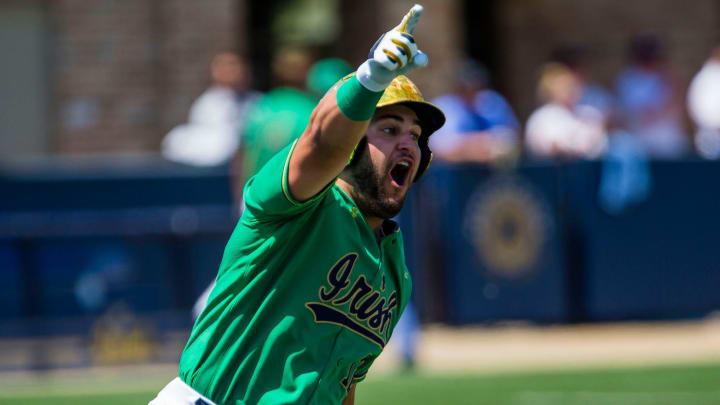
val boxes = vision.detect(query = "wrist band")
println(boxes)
[336,75,384,121]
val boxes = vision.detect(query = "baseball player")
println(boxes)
[150,4,444,404]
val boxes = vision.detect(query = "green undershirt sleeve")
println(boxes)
[336,75,384,121]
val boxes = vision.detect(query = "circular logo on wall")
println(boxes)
[464,176,551,279]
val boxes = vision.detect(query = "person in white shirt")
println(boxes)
[162,52,260,166]
[687,46,720,159]
[525,63,607,159]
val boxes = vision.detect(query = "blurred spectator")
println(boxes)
[615,33,688,158]
[162,52,260,166]
[550,45,615,124]
[305,57,353,100]
[237,48,332,187]
[525,63,607,159]
[429,59,520,164]
[392,300,420,371]
[687,45,720,159]
[598,127,652,214]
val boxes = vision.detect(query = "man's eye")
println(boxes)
[411,132,420,141]
[383,127,396,135]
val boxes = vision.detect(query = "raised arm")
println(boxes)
[341,384,356,405]
[287,5,428,201]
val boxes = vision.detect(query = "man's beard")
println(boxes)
[344,145,408,220]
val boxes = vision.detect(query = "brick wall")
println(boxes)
[46,0,720,154]
[48,0,458,155]
[376,0,463,100]
[50,0,241,154]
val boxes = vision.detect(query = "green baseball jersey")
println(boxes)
[179,139,413,405]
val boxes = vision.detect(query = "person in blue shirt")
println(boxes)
[429,58,519,163]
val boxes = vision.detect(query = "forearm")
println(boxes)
[288,82,380,202]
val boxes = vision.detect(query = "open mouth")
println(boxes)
[389,160,412,189]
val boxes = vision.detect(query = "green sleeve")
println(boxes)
[242,139,335,220]
[336,75,384,121]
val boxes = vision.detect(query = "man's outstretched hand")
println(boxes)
[356,4,429,92]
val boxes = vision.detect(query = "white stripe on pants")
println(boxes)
[149,377,217,405]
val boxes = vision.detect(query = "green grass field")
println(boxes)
[2,363,719,405]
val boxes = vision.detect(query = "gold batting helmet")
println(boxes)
[344,74,445,182]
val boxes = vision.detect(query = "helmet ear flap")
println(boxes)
[413,135,432,182]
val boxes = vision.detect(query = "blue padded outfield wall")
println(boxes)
[403,159,720,324]
[564,160,720,321]
[402,164,568,324]
[2,158,720,335]
[0,160,236,336]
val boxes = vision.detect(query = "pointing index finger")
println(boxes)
[397,4,424,35]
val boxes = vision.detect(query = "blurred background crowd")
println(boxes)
[1,0,720,377]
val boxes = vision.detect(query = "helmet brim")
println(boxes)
[378,99,446,139]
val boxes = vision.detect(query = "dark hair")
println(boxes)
[629,33,665,64]
[549,45,587,70]
[458,59,489,87]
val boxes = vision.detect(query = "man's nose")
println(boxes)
[397,131,419,154]
[399,131,416,150]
